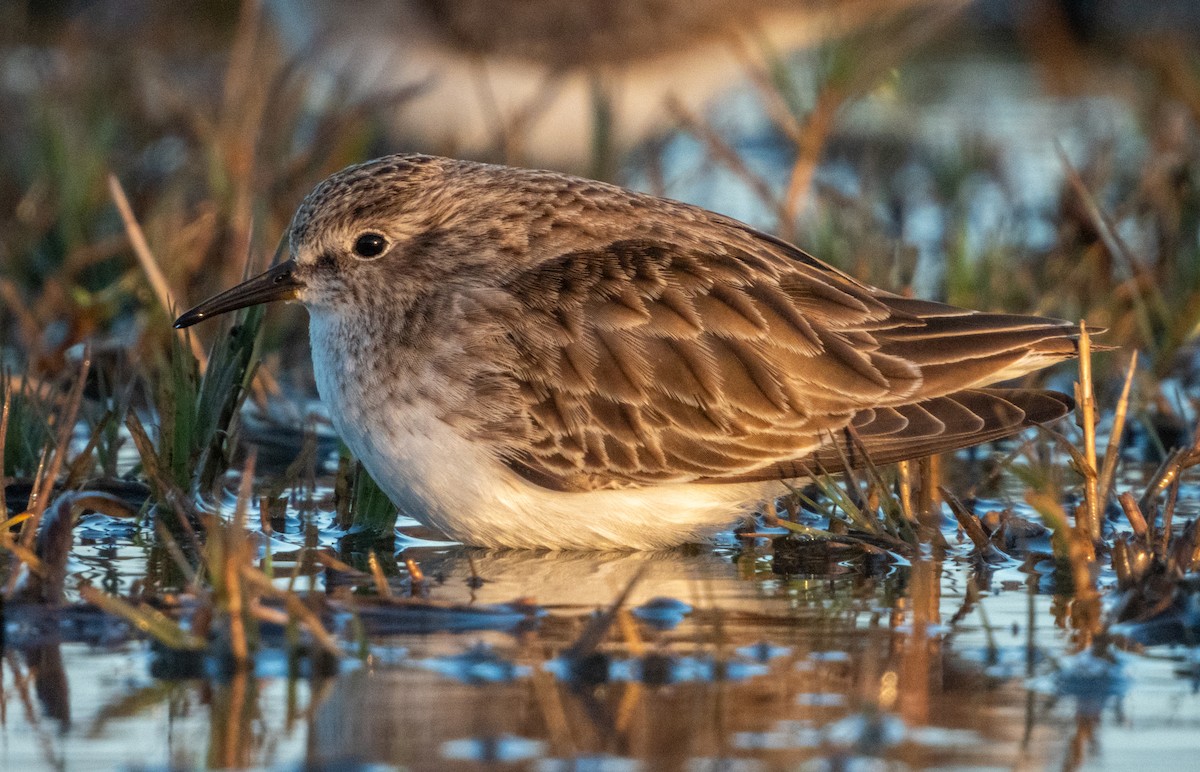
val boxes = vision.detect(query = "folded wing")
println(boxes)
[453,231,1079,492]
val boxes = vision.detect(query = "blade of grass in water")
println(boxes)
[79,584,205,650]
[140,301,265,502]
[335,442,397,535]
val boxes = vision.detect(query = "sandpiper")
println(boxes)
[176,154,1078,549]
[274,0,958,168]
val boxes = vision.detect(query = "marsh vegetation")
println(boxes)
[2,1,1200,768]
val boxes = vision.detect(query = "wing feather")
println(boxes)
[445,234,1080,492]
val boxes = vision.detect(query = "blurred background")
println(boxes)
[4,0,1200,405]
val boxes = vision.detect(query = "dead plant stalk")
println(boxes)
[107,174,208,367]
[1096,351,1138,509]
[1075,323,1101,543]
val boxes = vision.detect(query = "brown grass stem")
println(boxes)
[938,487,991,553]
[665,95,788,225]
[312,551,366,578]
[108,174,209,368]
[780,87,842,232]
[896,460,915,524]
[79,584,206,650]
[1096,351,1138,510]
[367,550,393,599]
[404,556,425,594]
[728,38,804,146]
[33,348,90,516]
[1160,476,1180,557]
[1025,491,1075,565]
[1117,492,1148,541]
[239,567,344,658]
[916,455,942,540]
[1056,144,1162,349]
[0,280,43,355]
[1138,444,1200,513]
[1075,323,1101,543]
[0,527,44,580]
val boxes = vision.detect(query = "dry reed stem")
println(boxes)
[1025,491,1072,563]
[664,95,788,224]
[367,550,393,599]
[469,62,516,163]
[217,0,270,291]
[727,37,804,145]
[312,551,366,577]
[63,413,111,489]
[567,566,647,659]
[107,175,210,369]
[5,649,34,709]
[781,87,842,229]
[1,373,54,401]
[1160,476,1181,557]
[614,608,647,734]
[530,670,574,753]
[916,455,941,536]
[938,486,991,552]
[1117,491,1148,540]
[27,447,47,516]
[32,349,90,519]
[617,607,646,656]
[248,601,290,626]
[222,670,249,768]
[1139,443,1200,513]
[78,584,206,650]
[1056,143,1162,348]
[239,567,345,658]
[1024,493,1099,643]
[897,461,916,524]
[1028,491,1098,595]
[1075,323,1101,543]
[404,556,425,593]
[614,675,644,735]
[1056,144,1155,285]
[1096,351,1138,509]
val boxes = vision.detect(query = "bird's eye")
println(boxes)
[352,233,388,258]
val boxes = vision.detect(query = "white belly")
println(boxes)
[343,401,774,549]
[309,313,777,549]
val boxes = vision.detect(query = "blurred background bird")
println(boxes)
[269,0,966,174]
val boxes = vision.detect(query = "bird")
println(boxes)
[271,0,961,169]
[176,153,1080,550]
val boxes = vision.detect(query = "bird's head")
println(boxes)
[174,154,487,329]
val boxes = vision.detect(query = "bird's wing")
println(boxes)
[704,388,1074,483]
[454,236,1078,491]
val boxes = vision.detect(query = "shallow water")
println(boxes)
[5,502,1200,771]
